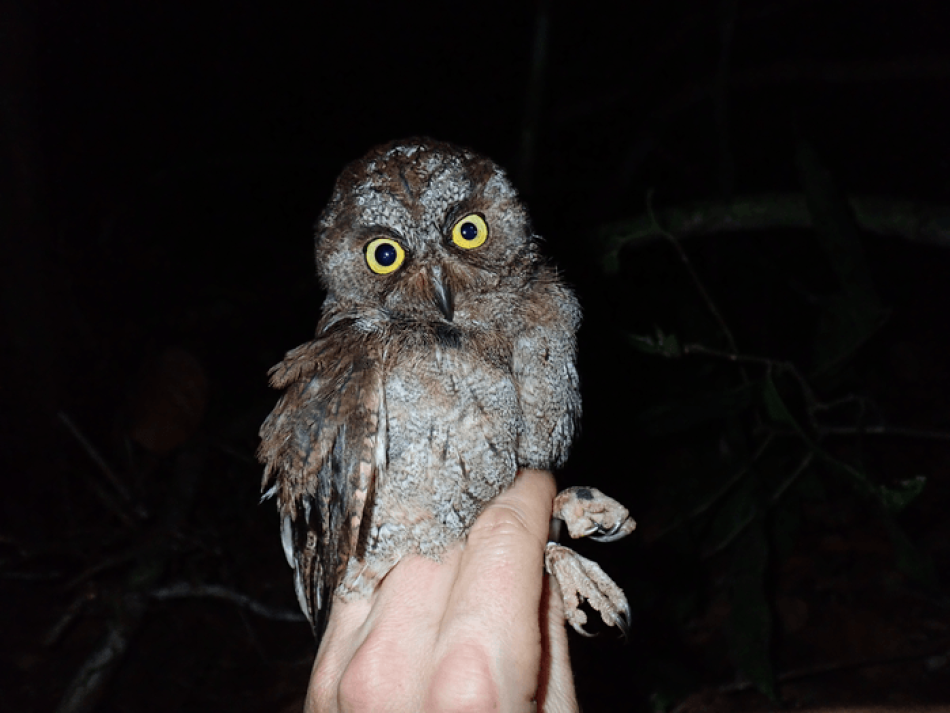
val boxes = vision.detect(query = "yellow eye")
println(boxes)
[365,238,405,274]
[451,213,488,249]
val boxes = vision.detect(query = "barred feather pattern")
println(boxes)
[258,139,581,636]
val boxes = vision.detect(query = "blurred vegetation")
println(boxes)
[3,0,949,711]
[586,137,943,706]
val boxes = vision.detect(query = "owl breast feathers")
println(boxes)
[258,138,581,635]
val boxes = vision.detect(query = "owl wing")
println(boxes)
[258,321,383,636]
[512,277,582,470]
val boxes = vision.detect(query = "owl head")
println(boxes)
[313,139,541,327]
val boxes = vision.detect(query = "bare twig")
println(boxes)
[670,645,950,713]
[150,582,307,623]
[66,553,135,590]
[58,411,131,502]
[723,646,950,694]
[601,193,950,272]
[44,586,97,647]
[55,595,148,713]
[702,506,757,559]
[769,451,816,506]
[55,446,207,713]
[819,425,950,442]
[646,192,744,370]
[680,343,829,431]
[674,343,950,446]
[58,410,145,525]
[653,433,776,542]
[681,425,809,562]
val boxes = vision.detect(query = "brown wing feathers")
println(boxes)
[258,330,381,635]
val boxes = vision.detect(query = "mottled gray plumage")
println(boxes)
[259,138,631,637]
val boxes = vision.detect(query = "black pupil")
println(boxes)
[375,243,397,267]
[459,221,479,241]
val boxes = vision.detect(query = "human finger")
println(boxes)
[432,469,557,709]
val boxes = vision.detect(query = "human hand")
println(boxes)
[306,469,578,713]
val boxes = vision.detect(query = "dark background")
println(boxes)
[3,1,950,711]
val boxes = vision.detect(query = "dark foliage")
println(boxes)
[2,1,949,710]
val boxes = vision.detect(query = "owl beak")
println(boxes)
[430,267,454,322]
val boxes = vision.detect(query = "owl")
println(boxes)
[258,138,635,638]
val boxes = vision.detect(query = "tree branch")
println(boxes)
[602,193,950,272]
[150,582,307,623]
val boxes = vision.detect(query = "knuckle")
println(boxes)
[337,636,406,712]
[425,646,500,713]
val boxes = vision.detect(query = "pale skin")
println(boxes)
[308,469,579,713]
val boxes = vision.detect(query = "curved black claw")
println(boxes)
[588,518,636,543]
[553,487,637,543]
[588,523,627,542]
[616,602,632,639]
[575,623,596,638]
[545,542,630,638]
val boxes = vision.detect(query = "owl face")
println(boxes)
[314,139,540,327]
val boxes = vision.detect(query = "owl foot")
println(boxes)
[545,543,630,636]
[553,487,636,543]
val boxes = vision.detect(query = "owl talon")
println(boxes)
[553,486,636,543]
[545,542,630,636]
[616,602,632,638]
[574,623,595,638]
[588,522,631,543]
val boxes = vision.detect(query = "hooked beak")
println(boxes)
[430,266,454,322]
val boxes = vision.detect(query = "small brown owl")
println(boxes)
[258,138,634,638]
